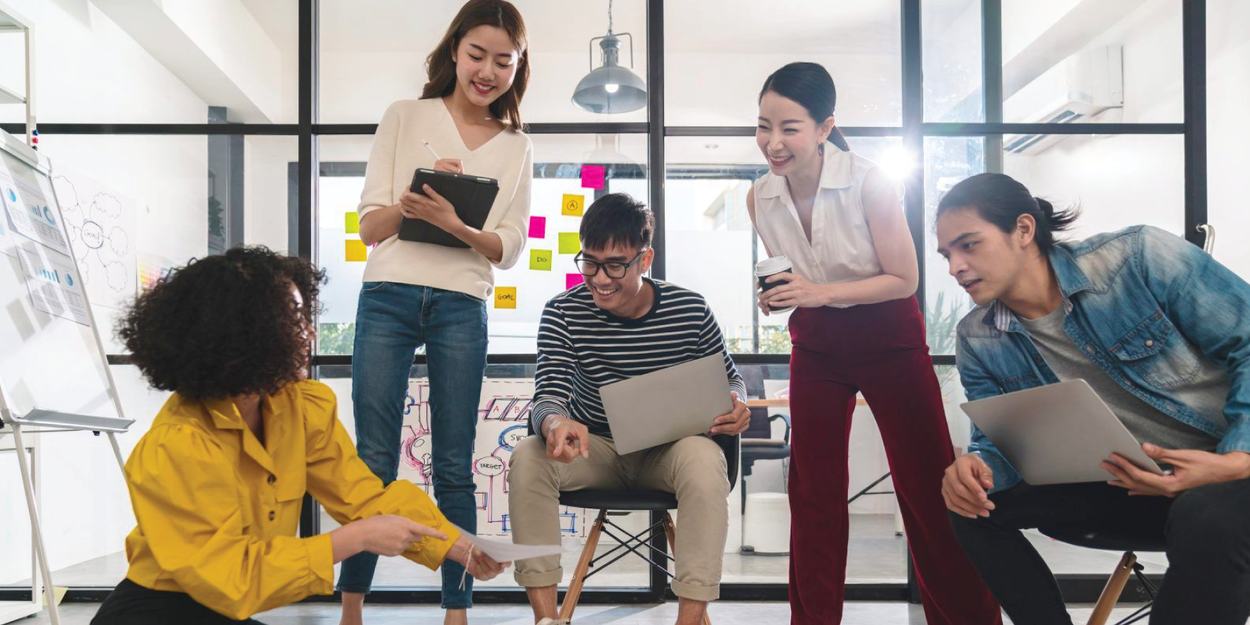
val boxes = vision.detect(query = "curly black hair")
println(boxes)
[117,246,326,401]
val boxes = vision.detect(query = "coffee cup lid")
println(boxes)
[755,255,792,276]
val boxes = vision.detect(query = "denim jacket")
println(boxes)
[957,226,1250,493]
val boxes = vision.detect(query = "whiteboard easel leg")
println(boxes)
[11,424,60,625]
[107,432,125,475]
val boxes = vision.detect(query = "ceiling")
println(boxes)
[241,0,982,58]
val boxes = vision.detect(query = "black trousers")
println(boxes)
[949,479,1250,625]
[91,579,266,625]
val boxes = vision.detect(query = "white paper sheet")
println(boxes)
[453,525,565,563]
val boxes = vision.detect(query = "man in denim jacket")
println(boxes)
[933,174,1250,625]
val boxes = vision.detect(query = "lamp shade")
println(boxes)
[573,33,647,114]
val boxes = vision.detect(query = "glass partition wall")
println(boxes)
[0,0,1216,605]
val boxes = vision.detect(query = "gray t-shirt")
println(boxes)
[1018,305,1221,452]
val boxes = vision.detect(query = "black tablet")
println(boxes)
[397,168,500,249]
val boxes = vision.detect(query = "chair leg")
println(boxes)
[560,510,606,623]
[662,513,712,625]
[1087,552,1137,625]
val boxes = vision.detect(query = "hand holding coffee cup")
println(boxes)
[755,256,796,315]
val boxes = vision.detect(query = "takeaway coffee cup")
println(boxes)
[755,256,795,314]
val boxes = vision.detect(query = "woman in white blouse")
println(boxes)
[339,2,533,624]
[747,62,999,625]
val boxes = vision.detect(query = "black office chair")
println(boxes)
[1040,528,1167,625]
[557,433,739,624]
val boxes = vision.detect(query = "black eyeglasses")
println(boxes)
[574,250,647,279]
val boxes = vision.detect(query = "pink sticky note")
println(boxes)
[566,273,585,290]
[581,165,605,190]
[529,216,546,239]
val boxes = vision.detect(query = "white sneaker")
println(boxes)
[536,619,571,625]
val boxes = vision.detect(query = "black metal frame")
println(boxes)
[6,0,1206,607]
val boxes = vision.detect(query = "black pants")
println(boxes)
[949,479,1250,625]
[91,579,266,625]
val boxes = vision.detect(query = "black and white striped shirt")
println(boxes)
[532,279,747,439]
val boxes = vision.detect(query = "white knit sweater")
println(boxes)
[357,97,533,300]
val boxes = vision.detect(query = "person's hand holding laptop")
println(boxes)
[946,379,1250,518]
[542,355,750,462]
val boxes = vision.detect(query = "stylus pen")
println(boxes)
[422,140,441,162]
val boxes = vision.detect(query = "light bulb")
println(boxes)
[604,83,620,94]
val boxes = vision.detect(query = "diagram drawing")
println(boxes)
[52,169,137,310]
[397,378,585,538]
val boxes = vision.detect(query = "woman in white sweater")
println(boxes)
[338,2,533,624]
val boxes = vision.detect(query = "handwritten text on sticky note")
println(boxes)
[495,287,517,309]
[530,249,552,271]
[562,194,585,217]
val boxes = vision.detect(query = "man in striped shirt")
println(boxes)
[508,193,750,625]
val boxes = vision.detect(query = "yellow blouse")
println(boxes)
[121,380,460,620]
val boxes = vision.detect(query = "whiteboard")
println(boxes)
[0,139,129,432]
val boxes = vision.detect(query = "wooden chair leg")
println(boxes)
[559,511,605,622]
[1087,551,1137,625]
[662,513,712,625]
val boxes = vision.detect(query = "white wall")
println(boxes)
[0,0,208,124]
[243,136,297,254]
[1207,0,1250,279]
[1002,0,1187,241]
[0,1,209,585]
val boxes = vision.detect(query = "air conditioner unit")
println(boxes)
[1005,45,1124,155]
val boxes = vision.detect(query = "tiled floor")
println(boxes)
[3,514,1189,624]
[2,515,1167,589]
[9,600,1172,625]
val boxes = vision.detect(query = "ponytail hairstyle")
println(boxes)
[759,62,850,152]
[422,0,529,129]
[936,173,1080,254]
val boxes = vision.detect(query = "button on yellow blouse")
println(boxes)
[121,380,460,620]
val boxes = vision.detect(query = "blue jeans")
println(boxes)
[337,282,487,609]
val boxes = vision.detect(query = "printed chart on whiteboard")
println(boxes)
[0,171,71,257]
[0,159,91,327]
[14,239,90,326]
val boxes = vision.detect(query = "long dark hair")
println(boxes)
[759,62,850,152]
[937,173,1080,253]
[422,0,529,129]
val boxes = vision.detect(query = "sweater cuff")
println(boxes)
[304,533,336,596]
[530,400,568,441]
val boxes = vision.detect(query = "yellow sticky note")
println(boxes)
[562,194,585,217]
[345,212,360,234]
[345,239,367,262]
[495,286,518,309]
[530,249,552,271]
[558,233,581,255]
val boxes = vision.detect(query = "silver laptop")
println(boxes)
[961,379,1168,485]
[600,355,733,454]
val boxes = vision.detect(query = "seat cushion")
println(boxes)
[1039,527,1167,553]
[558,489,678,511]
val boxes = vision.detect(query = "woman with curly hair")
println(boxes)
[91,247,507,625]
